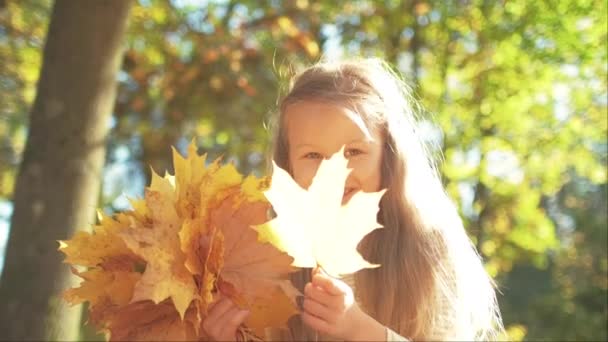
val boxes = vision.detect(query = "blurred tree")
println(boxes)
[0,0,132,340]
[0,0,605,340]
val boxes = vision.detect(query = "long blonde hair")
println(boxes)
[268,58,503,340]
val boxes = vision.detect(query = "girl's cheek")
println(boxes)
[349,157,383,192]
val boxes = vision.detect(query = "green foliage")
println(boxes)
[1,0,606,340]
[0,0,51,199]
[501,179,607,340]
[111,0,323,182]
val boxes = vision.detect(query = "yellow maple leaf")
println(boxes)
[172,141,214,279]
[217,278,298,338]
[64,267,141,307]
[173,142,244,277]
[117,170,197,319]
[58,211,141,270]
[172,142,208,220]
[260,147,386,277]
[199,224,224,313]
[245,285,299,338]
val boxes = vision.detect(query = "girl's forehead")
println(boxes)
[284,100,381,144]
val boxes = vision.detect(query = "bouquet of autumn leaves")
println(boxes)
[59,141,385,341]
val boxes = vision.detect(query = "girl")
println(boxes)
[203,58,504,341]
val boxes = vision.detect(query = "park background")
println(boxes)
[0,0,606,340]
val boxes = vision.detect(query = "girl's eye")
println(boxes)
[344,149,363,157]
[304,152,323,159]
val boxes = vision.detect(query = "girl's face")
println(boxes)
[285,100,384,204]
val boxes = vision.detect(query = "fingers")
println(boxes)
[302,270,360,340]
[301,311,333,336]
[203,297,250,341]
[312,273,346,296]
[312,265,332,278]
[304,282,341,310]
[206,297,235,320]
[303,297,337,323]
[218,307,250,338]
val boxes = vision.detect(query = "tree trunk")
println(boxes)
[0,1,132,340]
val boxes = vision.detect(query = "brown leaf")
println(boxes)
[209,190,299,331]
[215,195,295,303]
[103,300,198,341]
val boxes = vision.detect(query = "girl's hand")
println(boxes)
[300,267,385,340]
[202,296,250,341]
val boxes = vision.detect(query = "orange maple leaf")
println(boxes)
[208,190,298,335]
[214,191,295,302]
